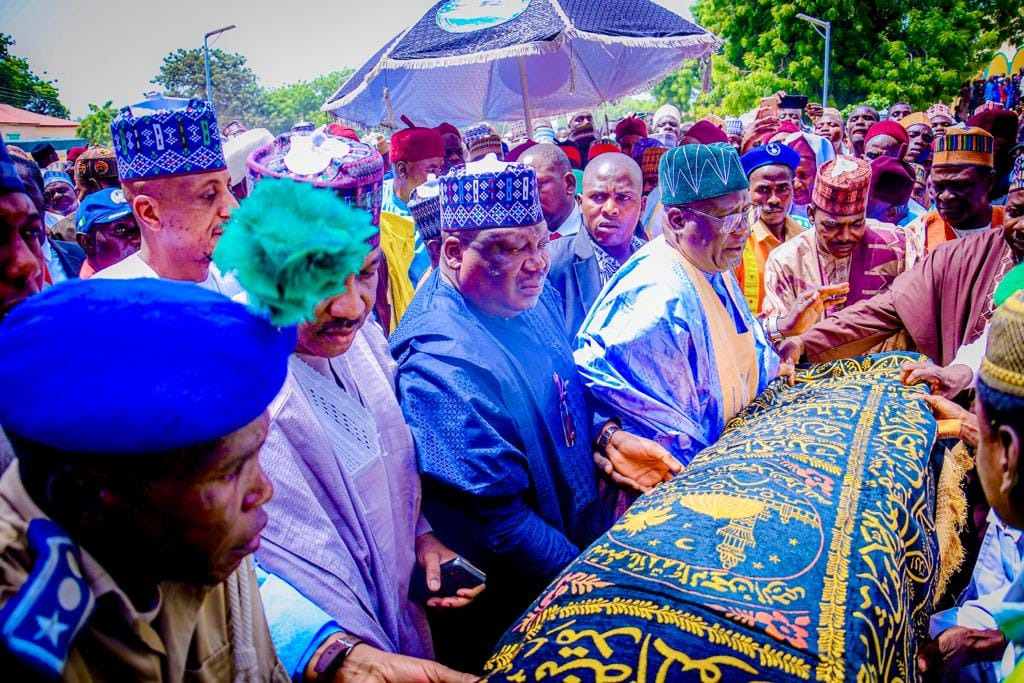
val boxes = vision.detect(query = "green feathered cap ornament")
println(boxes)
[213,177,375,326]
[995,261,1024,309]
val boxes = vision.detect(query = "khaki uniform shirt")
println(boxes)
[0,466,289,682]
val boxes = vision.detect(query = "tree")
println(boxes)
[152,48,265,128]
[0,33,69,119]
[653,0,1022,117]
[76,101,118,147]
[262,70,354,134]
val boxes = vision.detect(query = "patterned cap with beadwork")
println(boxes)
[979,290,1024,399]
[811,155,871,216]
[409,174,441,241]
[926,103,954,121]
[110,96,225,181]
[641,146,668,175]
[439,154,543,231]
[933,126,994,167]
[248,129,384,231]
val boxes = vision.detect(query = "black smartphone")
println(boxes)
[411,556,487,601]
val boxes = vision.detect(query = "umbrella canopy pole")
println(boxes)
[518,56,535,140]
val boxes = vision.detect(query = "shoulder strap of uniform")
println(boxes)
[0,518,95,680]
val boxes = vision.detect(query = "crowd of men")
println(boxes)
[0,71,1022,682]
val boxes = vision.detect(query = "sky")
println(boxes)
[1,0,696,120]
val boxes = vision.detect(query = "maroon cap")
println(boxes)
[435,122,461,139]
[967,110,1019,144]
[869,156,915,205]
[865,120,909,146]
[614,116,647,139]
[390,116,444,163]
[683,120,729,145]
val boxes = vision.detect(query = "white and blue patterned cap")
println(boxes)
[110,95,226,181]
[439,154,544,231]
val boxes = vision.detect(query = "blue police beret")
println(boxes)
[0,278,296,454]
[740,143,800,177]
[75,188,133,234]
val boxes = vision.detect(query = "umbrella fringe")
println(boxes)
[371,32,718,72]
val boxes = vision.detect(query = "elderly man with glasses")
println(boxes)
[575,143,819,466]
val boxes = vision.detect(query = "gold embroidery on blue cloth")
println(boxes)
[482,353,940,682]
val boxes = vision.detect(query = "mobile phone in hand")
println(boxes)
[411,556,487,602]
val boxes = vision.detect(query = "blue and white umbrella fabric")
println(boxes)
[323,0,721,131]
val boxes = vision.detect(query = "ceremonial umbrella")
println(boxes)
[322,0,720,136]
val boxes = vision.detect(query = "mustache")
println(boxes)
[318,317,361,334]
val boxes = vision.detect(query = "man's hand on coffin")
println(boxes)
[774,336,805,370]
[595,425,682,494]
[333,643,480,683]
[916,626,1007,677]
[916,393,980,448]
[779,284,849,338]
[415,532,486,609]
[901,361,974,399]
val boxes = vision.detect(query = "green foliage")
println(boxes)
[653,0,1021,118]
[0,33,69,119]
[152,48,266,128]
[75,101,117,147]
[261,70,353,134]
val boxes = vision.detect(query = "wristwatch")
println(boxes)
[314,632,363,683]
[763,314,784,343]
[597,423,620,453]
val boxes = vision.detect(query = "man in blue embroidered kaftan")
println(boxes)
[575,143,783,466]
[391,156,677,671]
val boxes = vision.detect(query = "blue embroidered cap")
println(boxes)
[740,143,800,177]
[0,278,295,454]
[439,154,544,231]
[408,173,442,241]
[110,95,226,181]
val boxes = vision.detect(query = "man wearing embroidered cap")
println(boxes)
[391,156,677,669]
[764,156,917,339]
[576,143,791,468]
[928,103,955,138]
[74,187,140,278]
[0,278,293,681]
[95,95,240,295]
[907,126,1002,252]
[786,152,1024,368]
[733,142,809,314]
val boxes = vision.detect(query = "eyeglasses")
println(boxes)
[553,372,577,448]
[681,204,760,234]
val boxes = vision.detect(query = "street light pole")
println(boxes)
[203,25,236,104]
[796,13,831,105]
